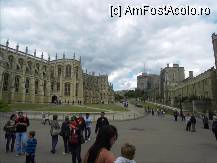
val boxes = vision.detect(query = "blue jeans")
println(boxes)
[51,135,58,152]
[5,132,16,152]
[16,132,27,154]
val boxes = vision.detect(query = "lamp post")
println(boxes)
[179,95,183,117]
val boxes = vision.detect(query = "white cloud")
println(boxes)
[1,0,217,90]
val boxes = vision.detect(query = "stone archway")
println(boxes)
[51,95,57,103]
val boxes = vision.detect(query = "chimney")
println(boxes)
[189,71,193,79]
[167,64,169,68]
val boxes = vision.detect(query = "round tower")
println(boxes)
[212,33,217,69]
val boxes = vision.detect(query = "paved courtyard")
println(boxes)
[0,114,217,163]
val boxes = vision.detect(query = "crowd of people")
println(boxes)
[143,106,217,141]
[3,111,137,163]
[3,106,217,163]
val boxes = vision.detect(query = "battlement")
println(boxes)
[0,41,81,63]
[212,33,217,41]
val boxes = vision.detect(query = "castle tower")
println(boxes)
[212,33,217,71]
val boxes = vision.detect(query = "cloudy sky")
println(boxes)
[1,0,217,90]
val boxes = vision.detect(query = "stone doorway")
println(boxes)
[51,95,58,103]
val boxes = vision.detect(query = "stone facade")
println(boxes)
[0,42,114,104]
[83,72,114,104]
[168,67,217,109]
[160,64,185,102]
[137,73,159,91]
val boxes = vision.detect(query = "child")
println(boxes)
[26,131,37,163]
[115,143,136,163]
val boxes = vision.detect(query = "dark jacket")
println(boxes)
[77,117,86,130]
[95,117,109,133]
[212,120,217,133]
[61,121,70,138]
[15,116,29,133]
[190,116,196,124]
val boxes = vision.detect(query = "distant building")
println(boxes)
[83,72,114,104]
[160,64,185,102]
[168,67,217,109]
[137,73,159,92]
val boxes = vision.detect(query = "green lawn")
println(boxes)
[85,104,127,112]
[3,103,126,113]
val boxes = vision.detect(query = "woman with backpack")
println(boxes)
[50,114,61,154]
[83,125,118,163]
[69,115,84,163]
[3,114,16,153]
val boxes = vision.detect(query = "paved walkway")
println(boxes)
[0,113,217,163]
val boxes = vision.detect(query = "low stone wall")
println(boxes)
[0,111,143,122]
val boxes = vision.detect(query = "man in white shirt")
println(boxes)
[84,113,92,142]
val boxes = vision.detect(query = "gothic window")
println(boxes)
[65,65,71,78]
[57,82,60,91]
[36,63,40,71]
[18,58,24,70]
[16,64,20,70]
[35,80,39,94]
[8,55,13,69]
[15,76,20,92]
[25,78,30,94]
[27,61,32,70]
[2,73,9,91]
[51,82,54,91]
[43,81,46,96]
[75,66,78,79]
[64,83,70,96]
[50,68,54,78]
[58,66,61,77]
[0,51,4,60]
[43,65,47,72]
[43,72,46,78]
[75,83,79,97]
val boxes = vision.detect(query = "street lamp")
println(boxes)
[179,95,183,115]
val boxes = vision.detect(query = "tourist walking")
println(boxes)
[151,109,154,116]
[190,114,196,132]
[180,111,185,121]
[212,116,217,141]
[15,111,30,156]
[185,113,191,131]
[203,115,209,129]
[69,116,84,163]
[84,113,92,142]
[60,116,70,154]
[83,125,118,163]
[50,115,60,154]
[77,114,86,138]
[115,143,136,163]
[3,114,16,153]
[25,131,37,163]
[95,112,109,134]
[174,111,178,121]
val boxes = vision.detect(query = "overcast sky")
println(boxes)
[1,0,217,90]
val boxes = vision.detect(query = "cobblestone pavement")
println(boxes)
[0,114,217,163]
